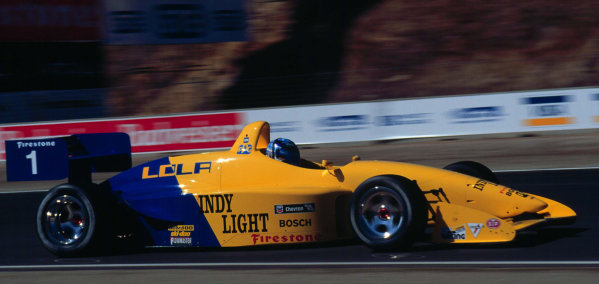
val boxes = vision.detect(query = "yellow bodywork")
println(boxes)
[153,121,576,246]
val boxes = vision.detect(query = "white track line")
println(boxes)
[495,166,599,173]
[2,261,599,270]
[0,189,48,194]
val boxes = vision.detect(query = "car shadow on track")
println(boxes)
[404,227,589,252]
[48,227,588,260]
[106,227,590,257]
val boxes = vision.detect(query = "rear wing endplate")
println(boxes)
[6,133,131,183]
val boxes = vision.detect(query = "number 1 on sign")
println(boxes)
[26,150,38,175]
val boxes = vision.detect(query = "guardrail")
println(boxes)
[246,87,599,144]
[1,87,598,160]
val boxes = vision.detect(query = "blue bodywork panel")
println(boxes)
[108,157,220,247]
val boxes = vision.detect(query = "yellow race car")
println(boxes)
[8,121,576,256]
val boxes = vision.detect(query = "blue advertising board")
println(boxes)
[105,0,247,45]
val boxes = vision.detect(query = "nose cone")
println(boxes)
[466,180,548,218]
[500,193,548,217]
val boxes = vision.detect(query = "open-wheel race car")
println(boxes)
[6,121,576,256]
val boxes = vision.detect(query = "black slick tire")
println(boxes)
[443,161,499,183]
[36,183,104,257]
[349,175,427,250]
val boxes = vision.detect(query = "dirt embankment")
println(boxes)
[106,0,599,116]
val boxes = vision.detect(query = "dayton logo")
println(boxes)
[274,203,316,214]
[522,95,574,126]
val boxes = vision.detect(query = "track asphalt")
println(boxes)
[1,131,598,282]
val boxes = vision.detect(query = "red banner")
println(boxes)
[0,112,244,159]
[0,0,101,41]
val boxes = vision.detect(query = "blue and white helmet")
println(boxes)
[266,138,300,165]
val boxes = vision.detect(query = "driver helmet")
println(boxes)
[266,138,300,165]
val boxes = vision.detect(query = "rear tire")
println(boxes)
[36,183,105,257]
[349,176,427,250]
[443,161,499,183]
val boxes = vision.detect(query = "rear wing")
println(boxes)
[6,133,131,183]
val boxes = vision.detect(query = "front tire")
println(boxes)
[349,176,427,250]
[443,161,499,183]
[36,184,103,256]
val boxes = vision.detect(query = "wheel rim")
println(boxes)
[42,194,89,245]
[357,186,406,239]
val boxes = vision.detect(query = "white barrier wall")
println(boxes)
[1,87,598,160]
[244,87,599,144]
